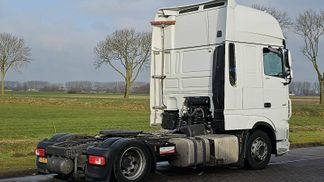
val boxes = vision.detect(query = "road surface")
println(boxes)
[1,146,324,182]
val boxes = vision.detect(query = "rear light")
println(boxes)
[35,148,46,157]
[88,155,106,166]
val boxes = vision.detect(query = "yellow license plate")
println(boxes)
[38,157,48,164]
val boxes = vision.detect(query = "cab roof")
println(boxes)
[156,0,284,43]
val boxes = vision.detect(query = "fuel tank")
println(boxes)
[47,156,74,175]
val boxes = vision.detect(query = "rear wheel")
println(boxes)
[245,131,272,170]
[114,143,151,182]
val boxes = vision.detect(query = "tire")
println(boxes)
[245,130,272,170]
[113,142,151,182]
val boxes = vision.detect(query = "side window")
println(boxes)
[229,43,236,86]
[263,48,284,78]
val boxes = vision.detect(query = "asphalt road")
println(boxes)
[1,146,324,182]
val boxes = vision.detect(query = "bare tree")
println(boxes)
[252,5,292,35]
[94,29,151,98]
[0,33,32,96]
[295,9,324,104]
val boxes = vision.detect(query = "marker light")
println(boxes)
[151,21,176,26]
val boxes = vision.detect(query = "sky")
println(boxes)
[0,0,323,83]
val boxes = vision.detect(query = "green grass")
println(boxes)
[289,99,324,145]
[0,93,323,173]
[290,131,324,145]
[0,105,150,139]
[0,92,153,172]
[0,140,36,171]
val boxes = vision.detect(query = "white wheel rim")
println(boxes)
[251,137,268,161]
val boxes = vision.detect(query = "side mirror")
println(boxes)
[284,70,293,85]
[283,49,293,85]
[287,51,293,69]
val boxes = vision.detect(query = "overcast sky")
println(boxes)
[0,0,323,83]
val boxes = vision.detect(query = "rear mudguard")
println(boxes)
[85,138,155,182]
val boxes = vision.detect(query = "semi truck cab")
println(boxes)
[150,0,292,156]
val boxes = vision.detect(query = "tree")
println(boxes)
[65,81,93,93]
[295,9,324,104]
[0,33,32,96]
[94,29,151,98]
[252,5,292,35]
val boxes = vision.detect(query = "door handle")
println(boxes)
[264,102,271,108]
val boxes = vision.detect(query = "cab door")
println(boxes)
[262,47,289,141]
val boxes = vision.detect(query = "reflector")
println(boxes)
[159,146,176,155]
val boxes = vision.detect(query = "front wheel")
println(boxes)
[114,142,151,182]
[245,131,272,170]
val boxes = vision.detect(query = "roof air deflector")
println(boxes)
[179,6,199,14]
[204,2,225,9]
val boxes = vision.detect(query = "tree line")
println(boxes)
[4,81,149,94]
[289,81,321,96]
[3,80,320,96]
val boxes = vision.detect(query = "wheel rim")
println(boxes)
[120,147,146,180]
[251,137,268,162]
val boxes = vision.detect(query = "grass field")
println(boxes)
[0,92,154,172]
[289,96,324,146]
[0,93,323,173]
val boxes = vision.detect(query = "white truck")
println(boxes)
[35,0,293,181]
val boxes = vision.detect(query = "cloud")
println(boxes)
[77,0,157,32]
[79,0,149,16]
[0,4,113,82]
[0,2,3,19]
[78,0,208,32]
